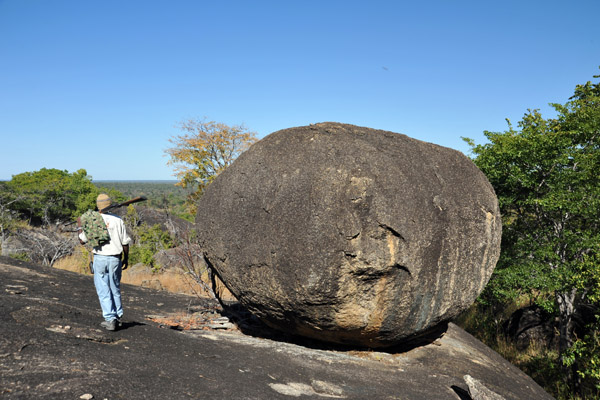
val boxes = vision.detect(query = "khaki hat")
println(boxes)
[96,194,112,211]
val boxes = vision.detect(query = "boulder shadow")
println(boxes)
[219,301,448,354]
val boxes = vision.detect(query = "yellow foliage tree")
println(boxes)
[165,118,258,214]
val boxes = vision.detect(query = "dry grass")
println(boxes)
[53,245,233,300]
[122,268,210,296]
[53,248,91,275]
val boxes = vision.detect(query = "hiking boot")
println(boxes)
[116,317,123,328]
[100,319,117,331]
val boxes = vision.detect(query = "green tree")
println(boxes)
[465,70,600,395]
[0,182,21,252]
[165,118,258,213]
[5,168,123,225]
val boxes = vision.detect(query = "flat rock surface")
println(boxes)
[0,256,552,399]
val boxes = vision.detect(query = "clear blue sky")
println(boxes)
[1,0,599,181]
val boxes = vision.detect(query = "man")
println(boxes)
[78,194,131,331]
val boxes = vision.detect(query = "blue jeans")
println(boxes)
[93,254,123,322]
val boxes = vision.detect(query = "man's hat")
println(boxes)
[96,194,112,211]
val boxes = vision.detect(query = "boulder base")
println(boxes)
[196,122,501,347]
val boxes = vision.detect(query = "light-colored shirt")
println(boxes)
[79,213,131,256]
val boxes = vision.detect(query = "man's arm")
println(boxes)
[116,217,131,270]
[121,244,129,270]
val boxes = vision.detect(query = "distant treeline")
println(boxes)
[94,180,194,220]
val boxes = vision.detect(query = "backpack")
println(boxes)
[81,210,110,248]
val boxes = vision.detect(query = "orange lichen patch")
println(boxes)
[146,312,208,330]
[146,312,236,331]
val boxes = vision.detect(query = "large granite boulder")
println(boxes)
[196,122,501,347]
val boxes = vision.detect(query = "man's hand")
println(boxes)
[76,217,86,245]
[122,258,129,270]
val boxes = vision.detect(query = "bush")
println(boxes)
[128,223,175,270]
[4,168,124,225]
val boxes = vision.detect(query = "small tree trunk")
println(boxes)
[208,263,226,309]
[556,287,579,392]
